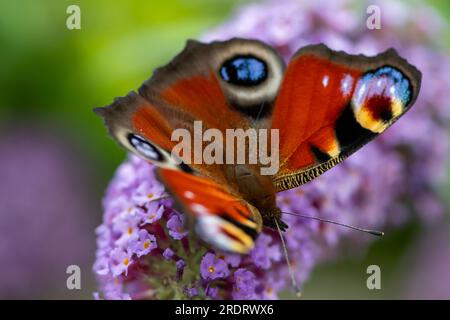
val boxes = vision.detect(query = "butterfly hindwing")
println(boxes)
[271,44,421,191]
[157,168,262,254]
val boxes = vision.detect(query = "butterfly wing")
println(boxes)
[157,168,262,253]
[271,44,421,191]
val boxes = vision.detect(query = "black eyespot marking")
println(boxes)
[335,104,376,153]
[127,134,163,162]
[179,162,194,174]
[220,55,268,86]
[231,101,273,119]
[379,108,393,122]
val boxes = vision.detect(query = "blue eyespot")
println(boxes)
[220,55,268,86]
[372,66,412,105]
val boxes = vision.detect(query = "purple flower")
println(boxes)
[110,248,133,276]
[94,0,450,300]
[259,276,285,300]
[167,214,188,240]
[232,269,257,300]
[113,216,140,248]
[200,253,230,280]
[140,202,165,225]
[186,287,199,298]
[130,229,157,257]
[131,180,165,206]
[223,254,241,268]
[176,259,187,280]
[250,234,282,270]
[176,259,186,270]
[205,286,219,299]
[162,248,175,260]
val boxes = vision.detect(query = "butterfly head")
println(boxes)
[263,206,288,231]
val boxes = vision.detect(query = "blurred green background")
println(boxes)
[0,0,449,299]
[0,0,249,184]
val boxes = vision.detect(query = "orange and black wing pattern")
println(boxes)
[157,168,262,254]
[94,92,187,171]
[271,44,421,191]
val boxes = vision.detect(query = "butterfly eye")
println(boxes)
[127,134,163,162]
[220,56,268,86]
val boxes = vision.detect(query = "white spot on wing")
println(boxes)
[340,74,353,97]
[322,75,329,88]
[184,191,195,199]
[357,83,366,102]
[190,203,209,216]
[389,86,396,95]
[196,216,236,251]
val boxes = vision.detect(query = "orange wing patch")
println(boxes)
[272,53,361,175]
[160,72,249,133]
[132,104,176,152]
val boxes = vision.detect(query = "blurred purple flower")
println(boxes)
[0,125,96,299]
[167,214,188,240]
[250,234,282,270]
[186,287,199,298]
[176,259,187,281]
[223,254,241,268]
[176,259,186,270]
[205,286,219,299]
[94,0,450,299]
[232,269,257,299]
[162,248,175,260]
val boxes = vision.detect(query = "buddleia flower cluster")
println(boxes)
[93,0,450,299]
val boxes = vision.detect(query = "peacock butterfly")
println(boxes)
[95,38,421,255]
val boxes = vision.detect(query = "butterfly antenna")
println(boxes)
[281,211,384,237]
[274,219,302,298]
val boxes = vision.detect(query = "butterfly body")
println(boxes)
[225,164,285,230]
[96,38,421,254]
